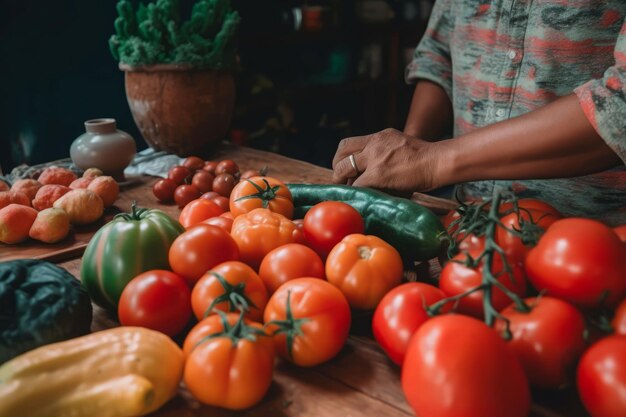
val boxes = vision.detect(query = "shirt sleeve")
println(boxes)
[574,18,626,164]
[405,0,454,98]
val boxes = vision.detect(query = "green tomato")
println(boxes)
[81,204,184,311]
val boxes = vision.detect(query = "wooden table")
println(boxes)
[50,146,587,417]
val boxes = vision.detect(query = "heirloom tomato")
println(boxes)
[402,315,530,417]
[191,261,268,322]
[259,243,325,294]
[372,282,448,365]
[495,297,586,389]
[577,335,626,417]
[325,234,403,310]
[264,278,351,366]
[178,198,222,228]
[526,218,626,309]
[230,176,293,219]
[303,201,364,258]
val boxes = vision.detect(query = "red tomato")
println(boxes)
[168,165,192,185]
[264,278,351,366]
[202,216,234,233]
[215,159,239,176]
[203,161,218,174]
[526,218,626,309]
[174,184,201,208]
[612,299,626,335]
[179,198,223,228]
[614,225,626,242]
[117,270,192,337]
[183,313,274,410]
[577,335,626,417]
[259,243,325,294]
[240,169,262,180]
[439,248,527,318]
[220,211,234,220]
[200,191,220,200]
[213,173,237,197]
[210,196,230,212]
[183,156,205,172]
[152,178,177,203]
[303,201,364,258]
[230,176,293,219]
[372,282,448,365]
[496,297,586,389]
[402,315,530,417]
[191,171,215,193]
[169,224,240,286]
[325,234,403,310]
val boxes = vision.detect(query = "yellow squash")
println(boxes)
[0,327,184,417]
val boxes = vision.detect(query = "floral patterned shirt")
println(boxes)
[407,0,626,224]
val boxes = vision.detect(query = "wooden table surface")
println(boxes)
[54,145,588,417]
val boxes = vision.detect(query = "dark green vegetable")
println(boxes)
[288,184,446,264]
[0,260,93,363]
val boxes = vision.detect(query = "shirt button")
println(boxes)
[496,109,506,118]
[507,50,517,60]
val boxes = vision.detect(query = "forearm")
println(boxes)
[404,80,454,140]
[436,94,622,186]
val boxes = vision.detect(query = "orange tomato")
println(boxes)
[183,313,275,410]
[229,176,293,219]
[259,243,325,294]
[264,278,351,366]
[231,208,304,269]
[179,198,223,228]
[191,261,269,322]
[169,224,240,286]
[325,234,403,309]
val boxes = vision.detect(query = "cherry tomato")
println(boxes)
[612,298,626,335]
[117,270,192,337]
[231,209,304,269]
[526,218,626,309]
[240,169,262,180]
[191,170,215,193]
[173,184,201,209]
[202,216,234,233]
[152,178,177,203]
[325,234,403,310]
[169,224,240,286]
[230,176,293,219]
[495,297,586,389]
[614,225,626,242]
[402,315,530,417]
[264,278,351,366]
[577,335,626,417]
[200,191,220,200]
[439,248,527,318]
[183,156,205,172]
[259,243,325,294]
[183,313,274,410]
[215,159,240,176]
[303,201,364,258]
[179,198,223,228]
[372,282,448,365]
[213,173,237,197]
[203,161,218,174]
[168,165,192,185]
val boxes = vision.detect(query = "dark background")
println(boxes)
[0,0,433,173]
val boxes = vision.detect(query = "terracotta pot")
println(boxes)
[121,64,235,157]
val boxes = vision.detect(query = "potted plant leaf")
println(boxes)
[109,0,240,156]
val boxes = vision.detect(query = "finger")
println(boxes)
[332,135,370,170]
[332,152,368,184]
[351,170,375,188]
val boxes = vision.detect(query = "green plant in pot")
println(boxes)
[109,0,240,156]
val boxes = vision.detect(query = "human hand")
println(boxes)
[332,128,446,193]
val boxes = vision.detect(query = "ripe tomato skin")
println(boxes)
[402,315,530,417]
[526,218,626,309]
[325,234,403,310]
[230,176,294,219]
[495,297,586,389]
[191,170,215,193]
[264,278,351,366]
[303,202,364,258]
[259,243,325,294]
[213,173,237,197]
[231,209,304,269]
[612,299,626,335]
[168,165,192,185]
[183,156,205,172]
[202,215,234,233]
[183,313,275,410]
[152,178,177,202]
[178,198,223,228]
[174,184,201,208]
[439,248,527,318]
[372,282,448,365]
[191,261,269,322]
[169,224,240,286]
[118,270,192,337]
[215,159,240,176]
[614,225,626,242]
[203,161,218,174]
[240,169,262,180]
[577,335,626,417]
